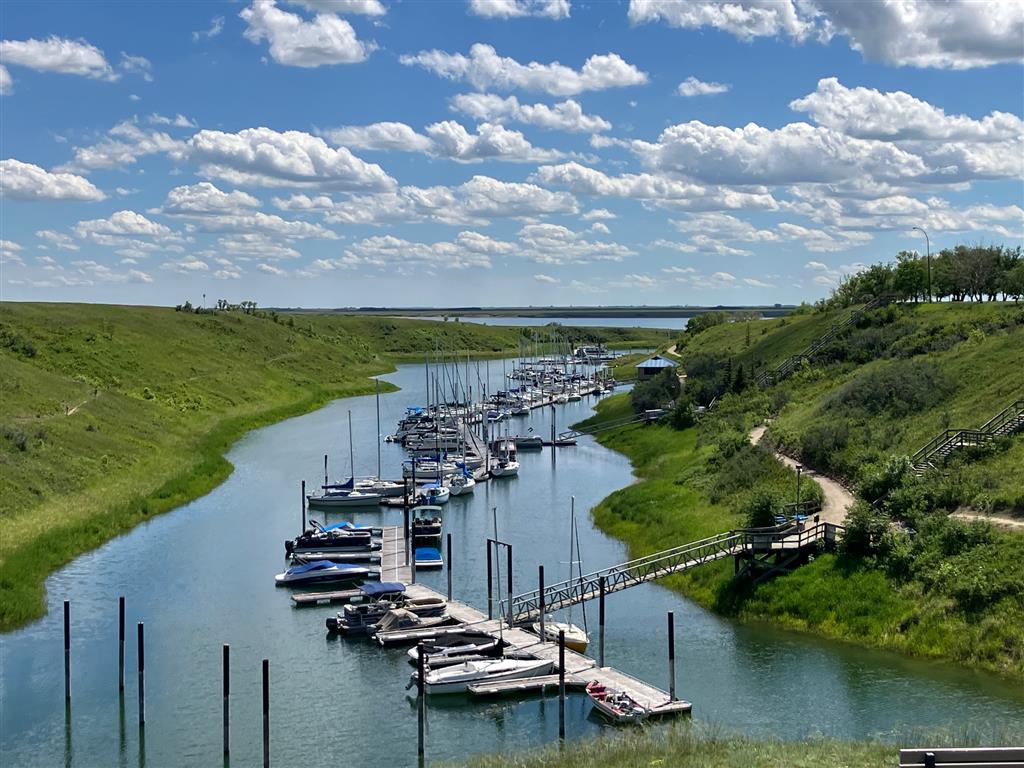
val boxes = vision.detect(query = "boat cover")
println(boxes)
[415,547,442,561]
[288,561,365,575]
[361,582,405,596]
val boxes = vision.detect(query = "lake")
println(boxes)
[2,360,1021,767]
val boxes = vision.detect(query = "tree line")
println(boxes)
[827,244,1024,306]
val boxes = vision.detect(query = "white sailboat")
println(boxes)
[533,496,589,652]
[414,658,554,695]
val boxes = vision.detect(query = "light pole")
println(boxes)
[795,464,802,508]
[912,226,931,303]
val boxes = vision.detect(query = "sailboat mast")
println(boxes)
[348,410,355,482]
[375,378,382,480]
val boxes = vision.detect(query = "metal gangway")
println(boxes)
[499,523,842,625]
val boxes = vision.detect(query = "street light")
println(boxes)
[795,464,802,507]
[912,226,932,303]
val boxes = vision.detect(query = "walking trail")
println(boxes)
[748,424,855,525]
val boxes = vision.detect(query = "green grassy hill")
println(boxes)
[0,302,664,631]
[577,301,1024,678]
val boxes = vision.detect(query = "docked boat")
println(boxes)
[555,393,569,404]
[421,482,450,505]
[406,631,503,665]
[411,507,443,538]
[373,609,452,644]
[415,546,444,569]
[448,473,476,496]
[585,681,649,724]
[333,477,406,498]
[307,488,383,508]
[490,459,520,477]
[285,522,376,555]
[532,621,589,653]
[412,658,555,695]
[326,584,448,634]
[274,561,378,587]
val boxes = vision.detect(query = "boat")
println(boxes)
[406,631,503,665]
[490,459,519,477]
[415,546,444,569]
[307,488,383,508]
[373,609,453,644]
[326,583,448,634]
[332,477,406,498]
[412,658,555,695]
[411,507,443,538]
[285,524,375,555]
[274,561,378,587]
[555,393,569,404]
[421,482,450,505]
[585,681,650,724]
[448,473,476,496]
[532,621,589,652]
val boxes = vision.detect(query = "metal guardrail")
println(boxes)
[911,399,1024,472]
[500,523,842,624]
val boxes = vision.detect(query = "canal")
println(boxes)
[2,359,1022,767]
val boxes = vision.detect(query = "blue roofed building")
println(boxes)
[635,355,678,380]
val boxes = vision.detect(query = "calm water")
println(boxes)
[2,361,1022,768]
[397,315,687,331]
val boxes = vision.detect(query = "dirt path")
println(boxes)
[952,510,1024,531]
[748,424,855,525]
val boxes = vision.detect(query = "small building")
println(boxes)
[635,355,678,380]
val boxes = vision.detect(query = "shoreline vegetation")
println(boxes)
[573,297,1023,680]
[0,301,668,632]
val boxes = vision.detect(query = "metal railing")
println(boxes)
[559,410,663,441]
[499,523,842,625]
[911,399,1024,473]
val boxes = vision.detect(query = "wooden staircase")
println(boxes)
[910,399,1024,476]
[754,296,892,389]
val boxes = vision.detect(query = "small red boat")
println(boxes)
[585,680,650,724]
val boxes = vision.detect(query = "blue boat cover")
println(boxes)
[288,561,365,574]
[321,521,371,532]
[361,582,405,596]
[415,547,442,561]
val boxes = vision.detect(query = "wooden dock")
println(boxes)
[403,582,692,716]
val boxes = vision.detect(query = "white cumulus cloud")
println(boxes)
[677,76,730,97]
[0,36,117,79]
[468,0,570,20]
[0,159,106,201]
[240,0,375,67]
[450,93,611,133]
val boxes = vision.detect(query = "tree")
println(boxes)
[1004,261,1024,303]
[893,251,927,302]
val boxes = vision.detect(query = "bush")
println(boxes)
[825,359,956,418]
[631,368,680,414]
[744,488,784,528]
[800,420,850,470]
[669,396,696,430]
[840,502,891,558]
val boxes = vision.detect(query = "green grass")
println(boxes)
[453,723,895,768]
[0,302,668,631]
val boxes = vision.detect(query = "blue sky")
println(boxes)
[1,0,1022,307]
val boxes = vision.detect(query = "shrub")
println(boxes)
[744,488,784,528]
[825,359,956,418]
[631,368,680,414]
[799,420,850,470]
[669,396,696,430]
[840,502,891,558]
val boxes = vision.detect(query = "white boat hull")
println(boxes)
[420,658,555,694]
[491,462,519,478]
[307,492,382,508]
[532,621,589,653]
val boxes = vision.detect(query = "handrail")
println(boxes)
[911,399,1024,472]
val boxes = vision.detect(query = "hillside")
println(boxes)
[578,301,1024,677]
[0,302,665,630]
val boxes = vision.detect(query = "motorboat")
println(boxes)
[585,681,649,724]
[415,547,444,569]
[532,621,589,653]
[406,632,503,665]
[411,507,443,538]
[448,474,476,496]
[412,658,555,695]
[326,583,448,634]
[274,561,378,587]
[555,393,570,404]
[332,477,406,498]
[490,459,519,478]
[421,483,450,505]
[373,609,453,644]
[285,524,375,555]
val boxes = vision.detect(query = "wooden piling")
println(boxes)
[403,482,410,568]
[118,596,125,692]
[137,622,145,726]
[301,480,306,532]
[262,659,269,768]
[486,541,493,620]
[505,543,513,627]
[558,629,566,740]
[222,645,230,756]
[538,565,545,644]
[598,575,606,667]
[63,600,70,701]
[417,641,426,760]
[667,611,676,702]
[446,532,453,601]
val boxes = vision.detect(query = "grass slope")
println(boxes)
[0,302,665,631]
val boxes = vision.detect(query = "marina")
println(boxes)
[3,357,1024,768]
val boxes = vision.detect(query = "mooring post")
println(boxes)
[63,600,70,701]
[417,641,426,761]
[118,596,125,692]
[137,622,145,726]
[446,532,453,602]
[538,565,545,644]
[403,479,411,568]
[300,480,306,532]
[222,645,230,756]
[667,611,676,702]
[486,539,493,620]
[505,543,513,628]
[558,629,566,740]
[262,659,270,768]
[598,575,606,667]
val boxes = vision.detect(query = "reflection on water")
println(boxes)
[2,360,1022,768]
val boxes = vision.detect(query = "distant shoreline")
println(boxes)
[279,305,797,318]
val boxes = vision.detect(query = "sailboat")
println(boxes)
[533,496,589,652]
[308,411,383,508]
[490,424,520,478]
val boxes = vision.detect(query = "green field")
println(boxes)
[576,302,1024,678]
[0,302,665,631]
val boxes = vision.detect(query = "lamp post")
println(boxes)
[912,226,932,303]
[795,464,802,508]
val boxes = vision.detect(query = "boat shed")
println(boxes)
[635,355,678,380]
